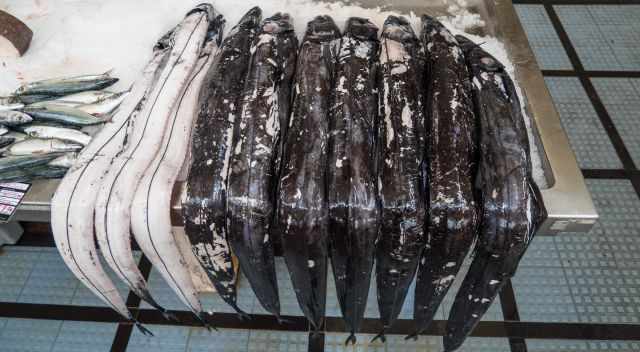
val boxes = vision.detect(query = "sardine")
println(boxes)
[0,154,61,173]
[48,152,78,168]
[76,91,129,117]
[21,124,92,146]
[23,105,105,126]
[276,15,340,331]
[373,15,427,342]
[0,110,32,126]
[411,16,478,338]
[4,138,83,156]
[0,137,15,148]
[327,17,380,345]
[442,36,547,352]
[183,6,261,318]
[14,70,118,97]
[227,12,298,320]
[0,164,67,183]
[54,90,118,105]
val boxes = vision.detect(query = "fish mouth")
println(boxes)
[345,17,379,41]
[263,12,294,34]
[305,15,340,41]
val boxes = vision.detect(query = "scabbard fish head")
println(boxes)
[305,15,341,42]
[456,35,504,73]
[262,12,294,34]
[382,15,417,43]
[421,15,458,47]
[345,17,378,41]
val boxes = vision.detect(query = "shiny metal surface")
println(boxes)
[15,0,597,234]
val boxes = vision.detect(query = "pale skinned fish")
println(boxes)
[0,110,33,126]
[4,138,82,156]
[15,70,118,97]
[21,124,92,146]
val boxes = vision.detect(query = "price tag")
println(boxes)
[0,182,31,223]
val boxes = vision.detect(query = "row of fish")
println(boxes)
[47,4,546,351]
[0,70,129,183]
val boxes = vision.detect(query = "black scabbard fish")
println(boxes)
[226,13,298,320]
[276,16,340,332]
[373,16,427,342]
[327,17,380,345]
[411,16,478,338]
[182,7,262,319]
[443,35,547,352]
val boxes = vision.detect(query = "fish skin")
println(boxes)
[23,105,105,126]
[15,71,118,97]
[327,17,380,345]
[0,110,33,126]
[21,124,92,146]
[0,102,25,111]
[48,152,78,168]
[442,36,547,352]
[227,12,298,319]
[0,126,7,136]
[0,164,68,183]
[412,16,478,338]
[276,15,340,331]
[15,94,55,105]
[374,15,427,341]
[183,6,261,318]
[4,138,83,156]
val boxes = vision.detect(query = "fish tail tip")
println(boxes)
[371,331,387,343]
[345,332,357,345]
[134,321,154,336]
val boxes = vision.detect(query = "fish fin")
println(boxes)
[405,331,420,340]
[371,330,387,343]
[344,332,357,345]
[102,68,115,77]
[196,312,218,331]
[134,321,154,336]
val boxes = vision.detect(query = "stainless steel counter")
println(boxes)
[11,0,597,235]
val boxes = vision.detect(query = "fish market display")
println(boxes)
[226,12,297,319]
[131,7,223,324]
[182,6,261,318]
[327,17,380,345]
[374,15,426,342]
[442,36,547,352]
[412,16,478,338]
[276,15,340,331]
[50,29,173,332]
[95,5,216,323]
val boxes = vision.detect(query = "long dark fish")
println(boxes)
[276,15,340,331]
[373,16,427,342]
[327,17,380,345]
[226,13,297,319]
[182,7,262,318]
[443,35,547,352]
[411,16,478,338]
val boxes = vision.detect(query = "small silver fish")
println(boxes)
[22,124,92,146]
[0,110,34,126]
[77,91,129,116]
[55,90,117,105]
[0,154,61,173]
[4,138,83,156]
[23,105,105,126]
[0,102,25,111]
[14,70,118,97]
[48,152,78,168]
